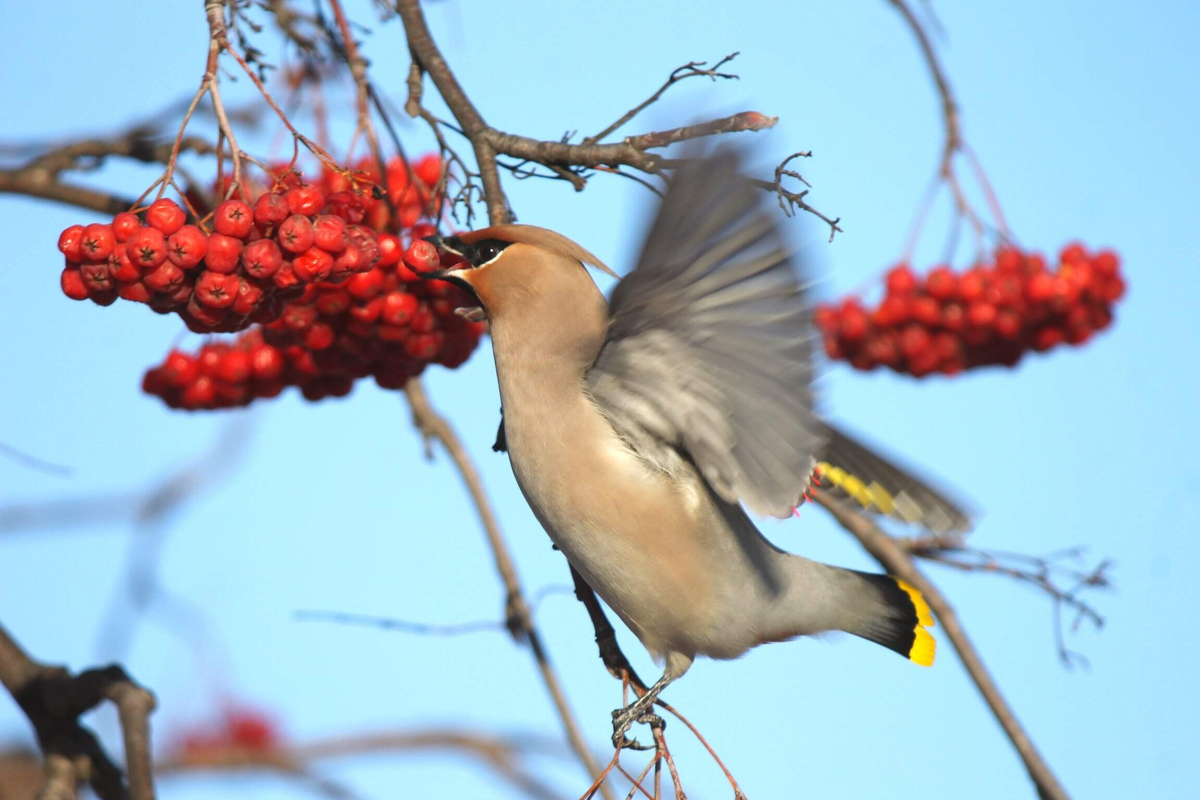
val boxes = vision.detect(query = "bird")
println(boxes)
[420,150,969,747]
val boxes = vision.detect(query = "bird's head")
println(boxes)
[421,224,616,331]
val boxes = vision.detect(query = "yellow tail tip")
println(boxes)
[895,579,935,628]
[910,626,937,667]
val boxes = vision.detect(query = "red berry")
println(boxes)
[405,332,443,360]
[204,233,244,274]
[329,243,367,281]
[966,301,998,328]
[1032,326,1064,352]
[127,226,168,269]
[242,239,283,279]
[254,192,290,228]
[1102,276,1126,302]
[323,190,365,224]
[161,351,201,387]
[874,295,911,327]
[911,295,941,327]
[1059,243,1088,265]
[182,376,216,408]
[886,265,917,295]
[214,199,254,238]
[195,270,240,308]
[143,262,186,294]
[60,266,89,300]
[304,322,335,350]
[232,278,265,316]
[315,289,351,316]
[80,223,116,260]
[1026,272,1055,303]
[958,270,985,303]
[286,185,325,216]
[272,262,302,292]
[312,215,348,253]
[146,198,187,235]
[282,302,318,331]
[250,345,284,380]
[994,248,1023,273]
[932,331,960,362]
[403,239,440,275]
[399,203,422,228]
[112,211,141,242]
[838,304,869,342]
[118,281,152,303]
[346,268,384,299]
[58,224,85,261]
[347,226,380,270]
[216,350,251,383]
[377,232,402,266]
[926,266,958,300]
[1093,250,1119,277]
[278,215,315,254]
[108,244,140,282]
[349,295,384,323]
[899,324,932,360]
[941,303,965,332]
[187,295,229,328]
[415,153,442,187]
[382,291,419,326]
[167,225,209,269]
[293,247,334,283]
[995,309,1023,340]
[866,333,899,367]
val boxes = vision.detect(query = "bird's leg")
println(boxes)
[612,671,672,749]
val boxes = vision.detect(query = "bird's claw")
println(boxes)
[611,705,665,750]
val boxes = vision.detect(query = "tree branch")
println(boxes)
[0,625,157,800]
[815,493,1070,800]
[402,380,612,799]
[394,0,838,236]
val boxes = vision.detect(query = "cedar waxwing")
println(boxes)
[422,151,967,746]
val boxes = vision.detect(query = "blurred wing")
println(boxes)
[814,422,975,535]
[586,151,824,518]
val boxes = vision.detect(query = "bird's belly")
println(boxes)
[508,439,721,659]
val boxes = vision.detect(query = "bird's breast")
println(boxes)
[495,366,724,657]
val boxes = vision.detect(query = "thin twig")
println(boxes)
[815,492,1070,800]
[403,380,612,799]
[584,53,741,145]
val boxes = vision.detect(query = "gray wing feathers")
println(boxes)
[587,151,824,518]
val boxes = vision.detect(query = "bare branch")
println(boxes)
[898,537,1110,668]
[815,493,1071,800]
[0,625,157,800]
[159,729,568,800]
[584,52,741,144]
[402,379,613,799]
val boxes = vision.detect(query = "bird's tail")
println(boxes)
[769,557,937,665]
[840,571,937,666]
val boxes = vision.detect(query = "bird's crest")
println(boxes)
[458,225,618,279]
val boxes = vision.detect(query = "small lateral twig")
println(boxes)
[815,492,1070,800]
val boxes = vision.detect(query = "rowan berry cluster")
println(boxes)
[141,233,484,410]
[814,244,1126,376]
[58,186,381,333]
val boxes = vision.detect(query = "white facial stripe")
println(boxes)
[475,246,507,269]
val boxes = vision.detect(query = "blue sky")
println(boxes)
[2,2,1198,798]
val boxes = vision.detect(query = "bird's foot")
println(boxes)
[611,701,664,750]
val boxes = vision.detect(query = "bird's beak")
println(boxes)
[420,235,487,323]
[419,235,472,284]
